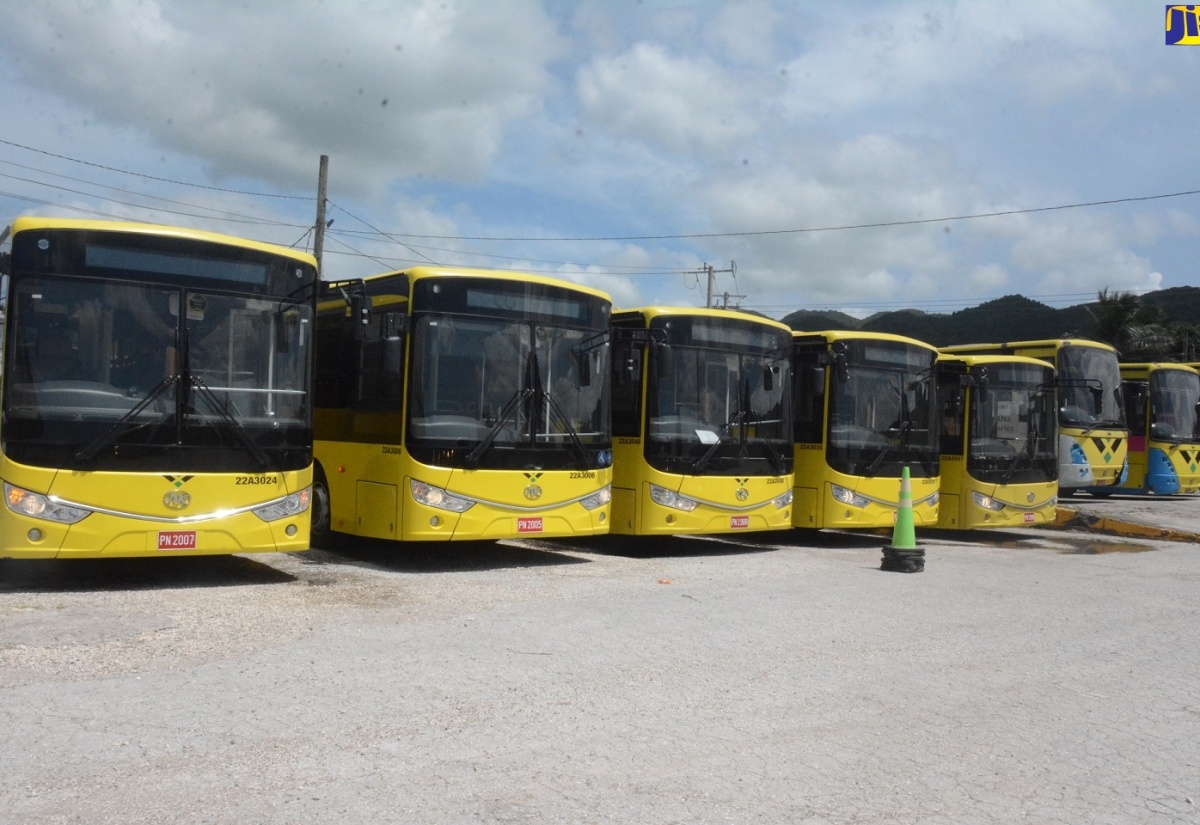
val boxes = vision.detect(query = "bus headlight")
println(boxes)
[772,490,793,509]
[579,485,611,511]
[410,480,475,513]
[4,483,91,524]
[649,484,699,512]
[253,487,312,522]
[830,484,869,509]
[971,491,1006,512]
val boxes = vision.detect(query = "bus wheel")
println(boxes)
[1087,489,1113,498]
[311,472,332,545]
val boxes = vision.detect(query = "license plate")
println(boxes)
[1024,512,1035,524]
[730,515,750,529]
[517,517,544,533]
[158,530,197,551]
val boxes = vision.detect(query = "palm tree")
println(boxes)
[1087,289,1170,360]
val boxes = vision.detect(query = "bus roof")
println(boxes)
[7,216,318,267]
[937,352,1055,370]
[354,265,613,304]
[791,329,938,352]
[613,305,792,333]
[940,337,1116,355]
[1119,362,1200,378]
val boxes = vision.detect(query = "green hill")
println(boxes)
[783,288,1200,352]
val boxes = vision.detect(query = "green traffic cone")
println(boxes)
[882,466,924,572]
[890,466,917,549]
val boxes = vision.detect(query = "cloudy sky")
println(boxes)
[0,0,1196,320]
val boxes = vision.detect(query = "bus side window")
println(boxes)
[792,350,823,443]
[1124,383,1147,437]
[938,378,965,455]
[611,341,643,437]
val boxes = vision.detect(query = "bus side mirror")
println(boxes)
[763,364,775,392]
[274,310,298,354]
[829,342,849,383]
[381,312,405,375]
[1089,384,1104,414]
[654,341,672,380]
[809,366,826,397]
[575,350,593,388]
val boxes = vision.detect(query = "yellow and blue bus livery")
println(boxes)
[941,339,1127,493]
[313,266,613,542]
[791,331,940,529]
[0,217,317,558]
[609,307,793,535]
[1101,362,1200,496]
[935,353,1058,528]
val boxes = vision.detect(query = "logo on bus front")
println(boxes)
[523,472,543,501]
[163,491,191,510]
[735,478,749,501]
[517,517,544,533]
[163,474,193,510]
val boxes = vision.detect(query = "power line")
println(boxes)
[0,137,310,200]
[320,188,1200,243]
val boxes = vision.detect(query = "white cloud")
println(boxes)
[0,0,566,196]
[577,42,757,154]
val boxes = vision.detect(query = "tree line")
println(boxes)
[781,286,1200,361]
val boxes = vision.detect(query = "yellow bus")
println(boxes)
[934,353,1058,528]
[608,307,793,535]
[312,266,612,542]
[0,217,318,559]
[1099,362,1200,496]
[941,339,1128,494]
[791,331,940,529]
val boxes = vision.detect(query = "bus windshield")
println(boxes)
[1149,369,1200,443]
[3,274,312,472]
[827,341,937,478]
[967,364,1057,484]
[406,313,610,470]
[645,319,792,476]
[1057,346,1125,429]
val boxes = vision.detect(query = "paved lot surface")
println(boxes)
[2,497,1199,824]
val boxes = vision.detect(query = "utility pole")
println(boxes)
[701,261,737,308]
[313,154,329,275]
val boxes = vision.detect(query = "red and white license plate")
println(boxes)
[1024,512,1036,524]
[158,530,198,551]
[517,517,544,533]
[730,515,750,529]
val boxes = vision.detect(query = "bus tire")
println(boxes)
[311,466,332,546]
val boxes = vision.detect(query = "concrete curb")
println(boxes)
[1047,506,1200,544]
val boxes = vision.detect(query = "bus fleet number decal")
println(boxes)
[570,471,596,479]
[236,476,278,485]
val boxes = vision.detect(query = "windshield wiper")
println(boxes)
[692,408,746,474]
[542,390,591,466]
[464,385,533,467]
[743,407,788,475]
[74,376,178,463]
[186,375,273,472]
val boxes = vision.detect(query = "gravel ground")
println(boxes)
[2,512,1199,824]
